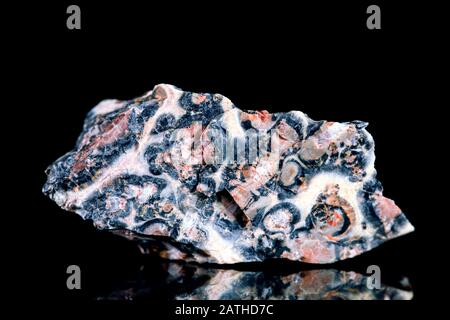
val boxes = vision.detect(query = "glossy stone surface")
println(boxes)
[43,84,414,264]
[97,262,413,300]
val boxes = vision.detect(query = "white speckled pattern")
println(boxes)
[43,84,414,264]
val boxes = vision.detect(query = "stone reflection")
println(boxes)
[97,262,413,300]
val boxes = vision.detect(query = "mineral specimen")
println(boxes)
[43,84,414,264]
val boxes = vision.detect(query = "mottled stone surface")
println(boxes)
[43,84,414,264]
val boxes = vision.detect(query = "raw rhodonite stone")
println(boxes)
[43,84,414,264]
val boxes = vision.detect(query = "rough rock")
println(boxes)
[43,84,414,264]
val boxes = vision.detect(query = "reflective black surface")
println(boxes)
[15,1,433,310]
[95,260,413,301]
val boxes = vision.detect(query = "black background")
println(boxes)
[10,0,439,317]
